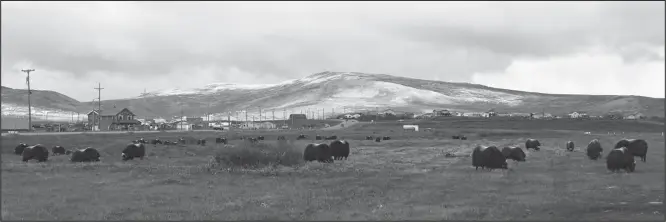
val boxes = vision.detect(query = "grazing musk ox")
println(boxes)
[330,140,350,160]
[615,139,648,162]
[501,146,526,162]
[122,143,146,161]
[525,139,541,151]
[216,137,228,144]
[366,136,374,140]
[565,141,575,152]
[472,145,508,170]
[586,139,603,160]
[375,137,381,142]
[382,136,391,140]
[315,135,323,140]
[197,139,207,146]
[297,134,307,140]
[15,143,28,155]
[52,145,66,155]
[70,147,101,162]
[22,144,49,162]
[606,147,636,173]
[277,136,286,141]
[303,143,334,163]
[151,139,163,145]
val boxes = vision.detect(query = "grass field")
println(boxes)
[1,119,664,220]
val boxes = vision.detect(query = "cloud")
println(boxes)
[471,46,665,98]
[1,1,663,100]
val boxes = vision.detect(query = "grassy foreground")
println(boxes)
[1,128,664,220]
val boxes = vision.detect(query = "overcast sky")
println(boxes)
[2,1,664,101]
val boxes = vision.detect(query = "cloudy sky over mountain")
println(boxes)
[2,1,664,100]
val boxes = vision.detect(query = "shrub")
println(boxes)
[213,140,304,169]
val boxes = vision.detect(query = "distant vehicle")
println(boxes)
[397,119,404,122]
[213,127,224,130]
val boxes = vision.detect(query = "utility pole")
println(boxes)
[376,107,379,123]
[21,69,35,131]
[272,109,275,121]
[259,106,262,122]
[94,82,104,131]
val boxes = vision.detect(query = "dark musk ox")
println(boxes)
[566,141,575,152]
[452,135,460,139]
[460,135,467,140]
[297,134,307,140]
[366,136,374,140]
[586,139,603,160]
[22,144,49,162]
[472,145,508,170]
[330,140,350,160]
[216,137,228,144]
[315,135,323,140]
[122,143,146,161]
[375,137,381,142]
[606,147,636,173]
[197,139,207,146]
[15,143,28,155]
[303,143,334,163]
[615,139,648,162]
[525,139,541,151]
[382,136,391,140]
[70,147,101,162]
[277,136,286,141]
[257,136,265,140]
[501,146,526,162]
[151,139,163,145]
[52,145,66,155]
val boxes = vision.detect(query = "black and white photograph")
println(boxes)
[1,1,664,220]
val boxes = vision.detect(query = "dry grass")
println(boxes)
[1,127,664,220]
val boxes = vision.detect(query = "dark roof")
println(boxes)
[115,120,141,124]
[99,107,135,116]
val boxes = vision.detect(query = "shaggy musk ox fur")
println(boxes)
[616,139,648,162]
[216,137,228,144]
[525,139,541,151]
[22,144,49,162]
[303,143,334,163]
[366,136,374,140]
[52,145,66,155]
[122,143,146,161]
[197,139,207,146]
[566,141,574,152]
[501,146,526,162]
[15,143,28,155]
[606,147,636,173]
[297,134,307,140]
[70,148,101,162]
[277,136,286,141]
[151,139,163,145]
[330,140,350,160]
[375,137,381,142]
[382,136,391,140]
[586,139,603,160]
[472,145,508,170]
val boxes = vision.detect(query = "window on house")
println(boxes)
[129,116,133,120]
[119,115,123,120]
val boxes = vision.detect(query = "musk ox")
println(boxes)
[616,139,648,162]
[452,135,460,139]
[65,150,73,155]
[525,139,541,151]
[366,136,374,140]
[606,147,636,173]
[257,136,265,140]
[197,139,207,146]
[315,135,323,140]
[501,146,526,162]
[460,135,467,140]
[375,137,381,142]
[382,136,391,140]
[297,134,307,140]
[178,138,187,144]
[70,147,101,162]
[303,143,334,163]
[586,139,603,160]
[52,145,66,155]
[277,136,286,141]
[216,137,228,144]
[122,143,146,161]
[566,141,575,152]
[22,144,49,162]
[151,139,163,145]
[15,143,28,155]
[330,140,350,160]
[137,138,147,144]
[472,145,508,170]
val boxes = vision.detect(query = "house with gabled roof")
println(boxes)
[87,106,141,131]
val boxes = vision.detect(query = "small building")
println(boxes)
[257,122,276,129]
[173,121,193,131]
[433,109,451,117]
[289,114,307,120]
[1,116,30,132]
[87,107,141,131]
[568,111,589,119]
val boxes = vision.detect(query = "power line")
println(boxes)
[21,69,35,131]
[94,82,104,131]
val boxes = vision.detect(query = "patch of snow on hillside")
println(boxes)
[454,88,523,106]
[1,103,83,121]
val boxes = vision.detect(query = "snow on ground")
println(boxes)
[1,103,83,121]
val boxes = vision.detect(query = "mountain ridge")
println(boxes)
[1,72,664,120]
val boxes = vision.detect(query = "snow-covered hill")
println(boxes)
[2,72,664,121]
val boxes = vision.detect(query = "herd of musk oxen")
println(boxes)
[12,132,649,173]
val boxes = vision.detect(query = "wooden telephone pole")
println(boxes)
[94,82,104,131]
[21,69,35,131]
